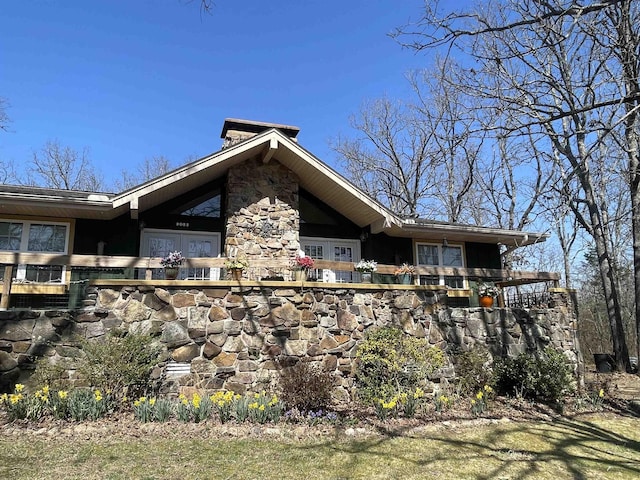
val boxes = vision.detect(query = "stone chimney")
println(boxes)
[220,118,300,149]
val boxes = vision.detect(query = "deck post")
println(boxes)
[0,265,14,310]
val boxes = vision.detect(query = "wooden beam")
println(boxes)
[261,137,278,163]
[0,265,14,310]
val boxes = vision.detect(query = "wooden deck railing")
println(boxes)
[0,252,560,309]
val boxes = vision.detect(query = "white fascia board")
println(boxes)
[111,133,271,209]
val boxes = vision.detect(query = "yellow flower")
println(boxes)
[484,385,493,394]
[476,391,484,400]
[121,396,128,403]
[149,398,156,406]
[599,389,605,398]
[139,396,147,403]
[15,384,25,393]
[0,393,8,402]
[249,402,259,409]
[42,385,50,395]
[134,400,140,407]
[259,404,266,411]
[254,392,260,399]
[192,393,201,409]
[414,387,425,399]
[9,393,22,404]
[218,400,225,407]
[58,391,68,400]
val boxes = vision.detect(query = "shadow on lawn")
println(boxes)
[296,407,640,479]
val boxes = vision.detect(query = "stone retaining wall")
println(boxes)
[0,285,578,396]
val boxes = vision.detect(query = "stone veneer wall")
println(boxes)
[224,158,300,269]
[0,285,579,396]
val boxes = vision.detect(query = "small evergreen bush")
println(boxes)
[277,360,334,412]
[493,347,574,402]
[355,326,445,405]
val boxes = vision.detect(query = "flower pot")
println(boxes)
[295,270,307,282]
[361,272,372,283]
[397,274,413,285]
[164,267,179,280]
[230,268,243,281]
[479,296,494,308]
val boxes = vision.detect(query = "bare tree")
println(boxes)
[114,155,173,191]
[0,97,10,132]
[331,63,483,223]
[29,140,103,191]
[408,61,483,223]
[331,97,437,218]
[395,0,638,370]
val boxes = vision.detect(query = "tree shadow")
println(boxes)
[292,411,640,479]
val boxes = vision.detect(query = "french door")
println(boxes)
[140,229,221,280]
[299,237,360,283]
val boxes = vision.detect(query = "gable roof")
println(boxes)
[0,123,548,248]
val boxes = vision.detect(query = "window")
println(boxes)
[415,242,465,289]
[0,220,70,283]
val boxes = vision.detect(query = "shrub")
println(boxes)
[535,347,576,401]
[277,360,334,412]
[78,331,161,403]
[454,345,493,395]
[355,326,445,405]
[32,358,72,391]
[493,347,575,402]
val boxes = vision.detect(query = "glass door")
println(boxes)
[300,237,360,283]
[140,229,220,280]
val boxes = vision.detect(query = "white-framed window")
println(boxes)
[140,229,221,280]
[0,219,70,283]
[300,236,361,283]
[415,242,466,289]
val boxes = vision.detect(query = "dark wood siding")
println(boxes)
[465,242,502,269]
[73,215,139,255]
[299,189,360,239]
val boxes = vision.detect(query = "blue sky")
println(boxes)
[0,1,429,189]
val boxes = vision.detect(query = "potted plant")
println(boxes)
[477,282,500,307]
[225,254,249,280]
[394,263,416,285]
[160,251,185,280]
[292,253,315,281]
[355,259,378,283]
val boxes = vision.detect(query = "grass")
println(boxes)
[1,413,640,479]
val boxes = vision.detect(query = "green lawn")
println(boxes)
[1,414,639,479]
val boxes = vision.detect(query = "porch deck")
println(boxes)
[0,252,560,310]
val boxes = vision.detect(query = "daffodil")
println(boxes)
[15,384,25,393]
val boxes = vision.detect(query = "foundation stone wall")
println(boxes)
[0,286,579,396]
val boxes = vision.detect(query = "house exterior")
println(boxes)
[0,118,581,396]
[0,118,554,310]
